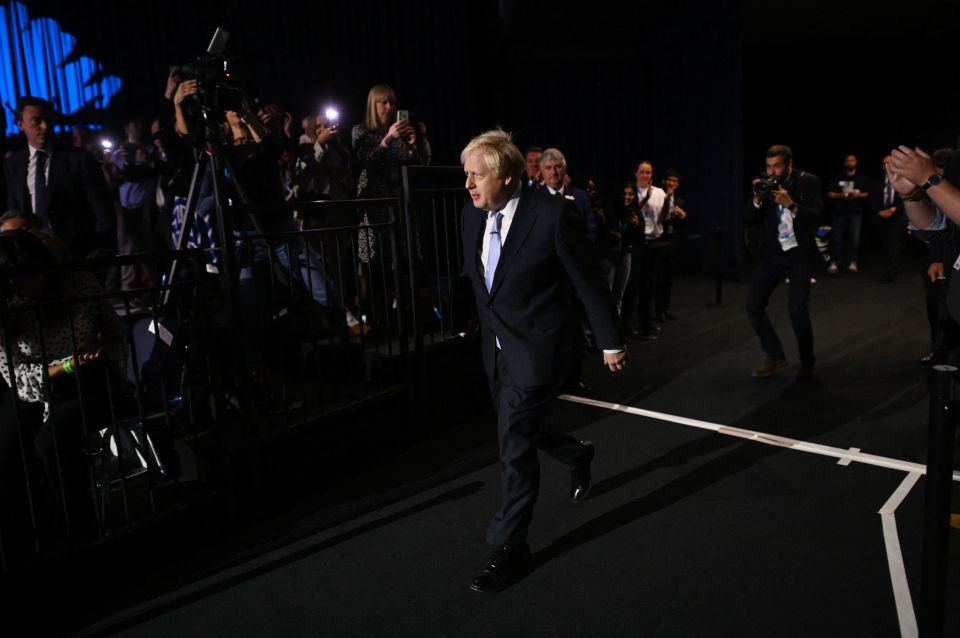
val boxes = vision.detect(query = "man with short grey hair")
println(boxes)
[537,147,597,243]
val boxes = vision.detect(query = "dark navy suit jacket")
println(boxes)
[4,146,114,257]
[461,189,621,387]
[537,184,597,243]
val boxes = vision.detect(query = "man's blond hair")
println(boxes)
[460,129,524,180]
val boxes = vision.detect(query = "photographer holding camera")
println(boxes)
[744,144,823,382]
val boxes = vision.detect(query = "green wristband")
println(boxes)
[63,358,74,374]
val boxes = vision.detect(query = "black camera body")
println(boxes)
[172,29,249,114]
[754,175,781,198]
[173,55,247,113]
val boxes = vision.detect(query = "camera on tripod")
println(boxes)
[754,175,781,199]
[172,28,247,113]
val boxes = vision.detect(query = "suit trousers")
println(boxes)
[621,244,654,333]
[831,212,863,267]
[486,348,591,546]
[875,216,902,279]
[745,256,815,367]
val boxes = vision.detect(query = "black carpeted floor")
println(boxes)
[72,255,960,637]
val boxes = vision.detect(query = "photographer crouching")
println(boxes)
[744,144,823,382]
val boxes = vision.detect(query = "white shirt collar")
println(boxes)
[28,144,51,159]
[488,186,521,220]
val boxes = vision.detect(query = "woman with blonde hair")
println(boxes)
[351,83,430,199]
[349,85,431,320]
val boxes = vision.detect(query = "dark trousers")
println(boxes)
[876,216,903,279]
[622,242,661,334]
[643,240,668,317]
[923,271,942,350]
[654,243,675,315]
[486,350,591,546]
[831,212,863,267]
[745,256,815,367]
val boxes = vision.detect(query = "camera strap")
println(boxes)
[792,170,807,206]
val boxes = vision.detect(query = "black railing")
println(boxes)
[0,168,472,575]
[920,365,958,637]
[0,250,218,571]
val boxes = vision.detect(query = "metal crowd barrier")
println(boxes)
[227,196,411,439]
[400,165,472,346]
[0,250,219,572]
[0,169,475,576]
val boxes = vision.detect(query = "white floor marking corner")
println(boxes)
[560,394,932,638]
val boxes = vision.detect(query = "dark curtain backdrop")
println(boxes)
[10,1,960,277]
[19,0,745,274]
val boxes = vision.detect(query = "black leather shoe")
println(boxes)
[570,441,595,503]
[469,543,531,593]
[561,379,592,395]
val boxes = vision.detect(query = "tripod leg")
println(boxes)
[161,153,209,308]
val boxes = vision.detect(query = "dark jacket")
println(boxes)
[745,168,823,264]
[868,176,906,220]
[460,189,622,386]
[536,184,597,243]
[4,146,114,257]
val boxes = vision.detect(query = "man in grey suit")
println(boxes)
[459,130,627,593]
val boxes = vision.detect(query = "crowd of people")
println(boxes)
[0,65,699,560]
[1,62,957,576]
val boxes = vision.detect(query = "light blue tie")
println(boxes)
[485,212,503,292]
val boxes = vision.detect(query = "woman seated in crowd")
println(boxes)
[0,229,126,548]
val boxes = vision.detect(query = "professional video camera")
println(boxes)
[172,28,248,113]
[753,175,781,199]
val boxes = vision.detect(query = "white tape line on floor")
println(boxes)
[559,394,960,480]
[879,471,922,638]
[561,394,932,638]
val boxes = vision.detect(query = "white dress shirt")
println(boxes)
[26,144,51,214]
[480,188,521,276]
[637,185,666,239]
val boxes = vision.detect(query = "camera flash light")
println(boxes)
[325,108,339,122]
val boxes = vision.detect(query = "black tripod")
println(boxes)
[161,104,265,310]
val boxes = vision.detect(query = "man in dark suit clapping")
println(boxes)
[4,96,114,259]
[459,130,627,593]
